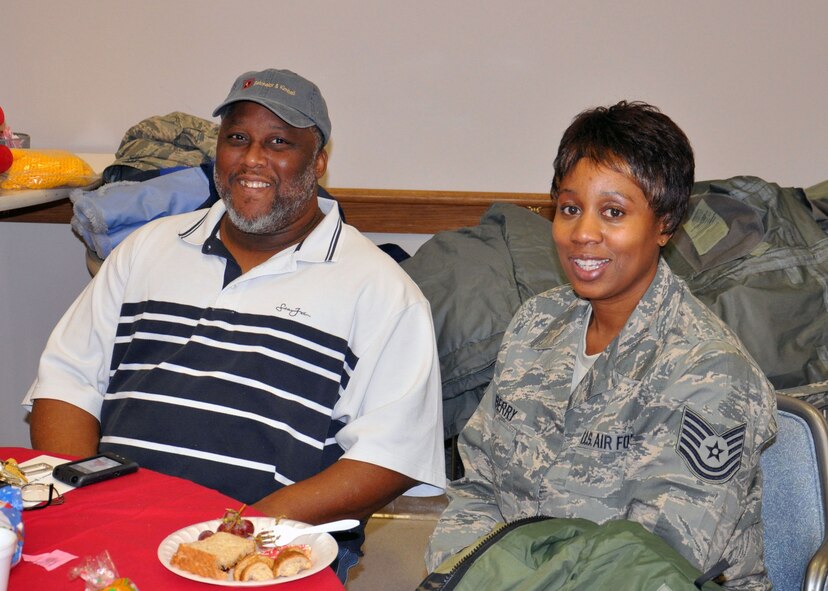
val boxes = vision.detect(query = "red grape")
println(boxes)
[215,505,255,538]
[239,519,255,537]
[197,530,214,540]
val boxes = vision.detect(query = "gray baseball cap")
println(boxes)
[212,68,331,146]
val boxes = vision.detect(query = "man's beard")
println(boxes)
[216,162,318,235]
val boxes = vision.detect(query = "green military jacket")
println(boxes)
[421,517,725,591]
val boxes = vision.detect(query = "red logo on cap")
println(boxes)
[242,78,255,89]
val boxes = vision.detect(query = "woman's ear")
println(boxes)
[657,217,673,247]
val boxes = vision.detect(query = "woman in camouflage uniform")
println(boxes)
[426,102,777,590]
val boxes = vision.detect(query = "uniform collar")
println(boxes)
[532,258,682,400]
[586,258,681,396]
[178,196,344,264]
[610,257,680,363]
[531,297,590,351]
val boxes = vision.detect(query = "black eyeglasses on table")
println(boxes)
[21,483,64,511]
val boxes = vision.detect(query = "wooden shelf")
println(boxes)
[0,187,555,234]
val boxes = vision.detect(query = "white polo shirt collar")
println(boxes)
[178,196,344,266]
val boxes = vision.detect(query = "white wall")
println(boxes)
[2,1,827,445]
[0,224,90,446]
[5,1,828,191]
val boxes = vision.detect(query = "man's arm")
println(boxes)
[29,398,100,458]
[252,459,416,524]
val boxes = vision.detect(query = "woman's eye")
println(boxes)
[560,205,579,216]
[604,207,624,218]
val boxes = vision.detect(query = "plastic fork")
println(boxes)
[258,518,360,547]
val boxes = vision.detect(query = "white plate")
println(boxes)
[157,517,338,587]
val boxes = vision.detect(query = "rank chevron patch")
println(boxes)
[676,407,746,483]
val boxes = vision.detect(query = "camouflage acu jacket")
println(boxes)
[103,112,218,183]
[426,259,777,591]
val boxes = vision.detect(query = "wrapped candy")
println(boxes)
[0,149,96,190]
[100,578,140,591]
[68,551,139,590]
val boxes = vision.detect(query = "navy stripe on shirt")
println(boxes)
[101,298,358,503]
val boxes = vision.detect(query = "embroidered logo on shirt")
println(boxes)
[676,407,746,483]
[275,303,310,318]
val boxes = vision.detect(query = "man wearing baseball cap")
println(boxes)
[26,68,446,580]
[213,68,332,145]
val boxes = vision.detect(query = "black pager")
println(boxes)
[52,452,139,487]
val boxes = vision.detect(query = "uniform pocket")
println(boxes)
[653,489,722,568]
[488,415,520,471]
[563,445,627,500]
[487,416,542,515]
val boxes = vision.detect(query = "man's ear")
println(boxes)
[314,149,328,180]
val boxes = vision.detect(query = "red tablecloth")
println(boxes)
[3,447,344,590]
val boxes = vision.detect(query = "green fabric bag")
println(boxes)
[418,517,725,591]
[663,176,828,389]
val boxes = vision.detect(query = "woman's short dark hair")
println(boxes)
[551,101,694,235]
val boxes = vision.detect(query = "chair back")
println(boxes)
[761,394,828,591]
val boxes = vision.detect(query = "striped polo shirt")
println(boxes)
[28,196,446,509]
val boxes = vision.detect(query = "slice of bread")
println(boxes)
[273,547,312,577]
[233,553,276,581]
[170,532,256,580]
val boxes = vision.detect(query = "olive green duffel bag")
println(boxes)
[418,517,726,591]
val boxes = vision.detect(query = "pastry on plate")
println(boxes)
[272,546,312,577]
[170,531,256,580]
[233,553,276,581]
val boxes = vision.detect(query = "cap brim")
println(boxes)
[212,98,316,130]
